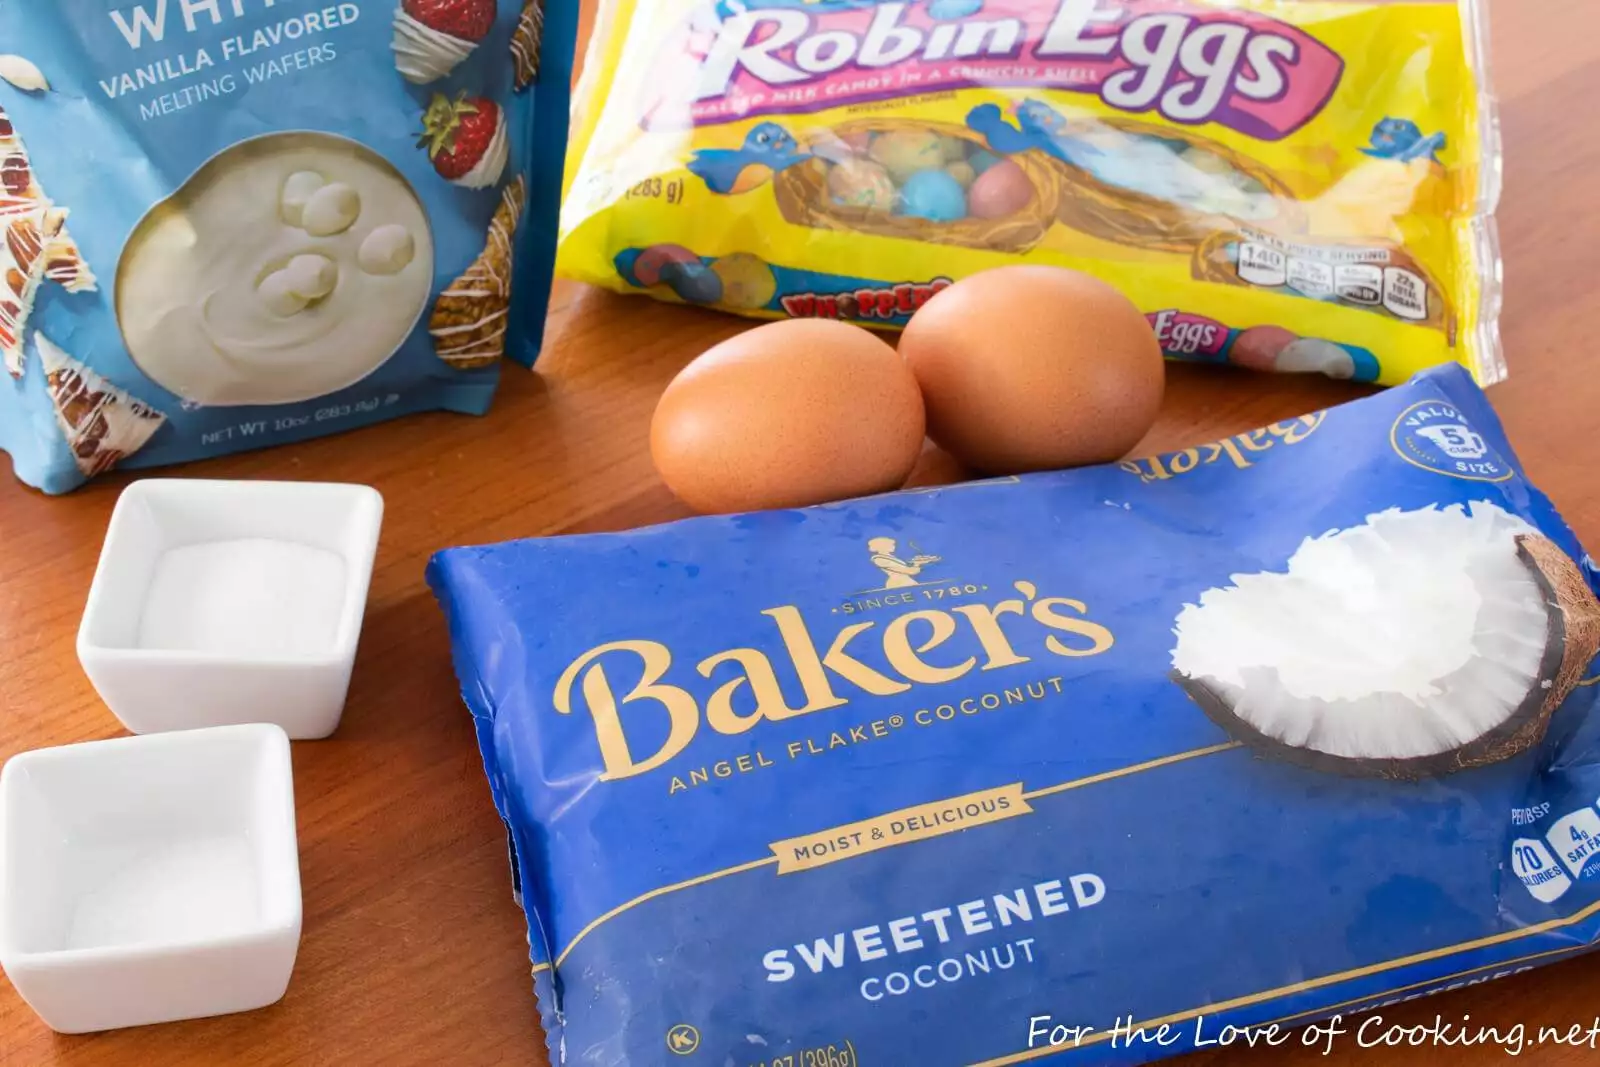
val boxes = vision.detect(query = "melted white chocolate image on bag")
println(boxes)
[115,132,435,408]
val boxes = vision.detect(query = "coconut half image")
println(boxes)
[1171,502,1600,779]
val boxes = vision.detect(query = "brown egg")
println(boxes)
[900,266,1164,474]
[651,320,926,513]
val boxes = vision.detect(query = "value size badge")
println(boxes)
[1390,399,1514,483]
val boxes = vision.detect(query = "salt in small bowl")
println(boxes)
[77,479,384,739]
[0,724,302,1033]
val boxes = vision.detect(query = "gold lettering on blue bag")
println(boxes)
[554,575,1116,781]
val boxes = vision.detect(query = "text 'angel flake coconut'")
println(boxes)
[1171,502,1600,780]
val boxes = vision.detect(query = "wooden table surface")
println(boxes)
[3,1,1598,1063]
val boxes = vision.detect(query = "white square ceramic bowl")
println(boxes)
[77,480,383,739]
[0,724,302,1034]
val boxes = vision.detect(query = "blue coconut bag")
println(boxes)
[430,364,1600,1066]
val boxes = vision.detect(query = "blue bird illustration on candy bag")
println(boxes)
[969,99,1225,203]
[688,123,811,195]
[966,100,1104,169]
[1360,118,1447,163]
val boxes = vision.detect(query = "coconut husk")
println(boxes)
[512,0,544,92]
[1192,226,1455,340]
[1518,535,1600,718]
[429,176,526,369]
[1050,118,1302,253]
[1173,534,1600,781]
[773,119,1060,255]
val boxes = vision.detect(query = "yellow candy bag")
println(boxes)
[558,0,1500,385]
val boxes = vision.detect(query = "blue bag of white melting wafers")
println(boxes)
[0,0,577,494]
[430,364,1600,1067]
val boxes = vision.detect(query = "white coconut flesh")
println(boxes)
[1171,502,1553,761]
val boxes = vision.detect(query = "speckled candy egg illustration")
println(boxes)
[1180,146,1235,178]
[839,129,875,155]
[1229,325,1297,372]
[898,170,968,222]
[828,158,897,211]
[1276,337,1358,379]
[945,161,977,189]
[967,159,1035,219]
[870,129,945,183]
[929,0,985,18]
[633,244,700,288]
[969,149,1002,176]
[661,259,724,305]
[712,253,778,310]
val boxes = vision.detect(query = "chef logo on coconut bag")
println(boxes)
[663,0,1344,140]
[553,532,1116,785]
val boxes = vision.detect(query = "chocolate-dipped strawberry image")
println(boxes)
[418,92,508,190]
[1171,502,1600,779]
[392,0,494,85]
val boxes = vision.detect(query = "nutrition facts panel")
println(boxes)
[1234,237,1430,322]
[1513,837,1573,903]
[1513,800,1600,903]
[1549,808,1600,878]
